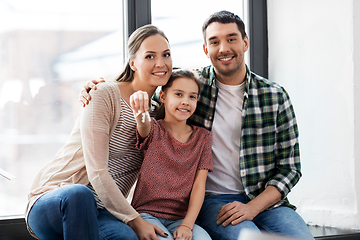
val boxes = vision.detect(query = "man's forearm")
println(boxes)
[247,185,282,215]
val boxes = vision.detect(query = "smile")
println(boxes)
[218,55,234,63]
[152,71,167,76]
[177,108,190,113]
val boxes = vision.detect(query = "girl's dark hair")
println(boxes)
[115,25,168,82]
[156,69,201,120]
[202,10,247,43]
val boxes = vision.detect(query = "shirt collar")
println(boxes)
[244,64,251,99]
[210,64,251,96]
[209,65,217,87]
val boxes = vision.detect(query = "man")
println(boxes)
[80,10,314,240]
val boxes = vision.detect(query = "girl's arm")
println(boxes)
[82,85,167,239]
[173,169,209,240]
[130,91,151,138]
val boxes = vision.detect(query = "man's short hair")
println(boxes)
[202,10,247,43]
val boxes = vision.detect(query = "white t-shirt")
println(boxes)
[205,79,246,195]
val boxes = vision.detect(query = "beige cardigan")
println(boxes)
[26,82,139,236]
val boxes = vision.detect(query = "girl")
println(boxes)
[26,25,172,240]
[129,69,213,240]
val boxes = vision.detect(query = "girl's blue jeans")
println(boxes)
[140,212,211,240]
[197,194,315,240]
[27,184,138,240]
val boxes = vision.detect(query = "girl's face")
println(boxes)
[160,77,199,122]
[130,34,172,89]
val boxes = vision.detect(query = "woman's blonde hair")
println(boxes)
[115,25,169,82]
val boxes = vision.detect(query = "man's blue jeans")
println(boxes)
[28,184,138,240]
[197,194,314,240]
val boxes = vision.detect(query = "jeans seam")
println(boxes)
[99,232,107,240]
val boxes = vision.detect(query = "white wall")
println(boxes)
[268,0,360,229]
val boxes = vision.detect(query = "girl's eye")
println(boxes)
[190,95,198,99]
[175,93,182,97]
[145,55,155,59]
[163,52,171,58]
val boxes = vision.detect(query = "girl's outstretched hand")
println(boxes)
[130,90,151,138]
[130,90,150,115]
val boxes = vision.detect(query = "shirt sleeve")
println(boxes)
[196,128,214,172]
[80,84,139,223]
[266,89,301,198]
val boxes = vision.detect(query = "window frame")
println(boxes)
[249,0,268,78]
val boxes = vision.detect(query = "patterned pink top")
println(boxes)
[132,119,213,220]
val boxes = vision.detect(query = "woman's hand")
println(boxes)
[79,77,106,107]
[127,216,168,240]
[173,225,192,240]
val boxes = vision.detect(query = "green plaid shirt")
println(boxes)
[153,65,301,210]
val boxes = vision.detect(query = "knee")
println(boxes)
[192,224,212,240]
[61,184,95,207]
[99,229,138,240]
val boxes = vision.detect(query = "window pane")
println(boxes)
[151,0,245,69]
[0,0,124,216]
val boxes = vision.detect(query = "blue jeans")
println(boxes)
[197,194,314,240]
[28,184,138,240]
[140,213,211,240]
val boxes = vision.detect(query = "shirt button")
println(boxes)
[240,170,246,176]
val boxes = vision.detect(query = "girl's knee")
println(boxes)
[192,224,212,240]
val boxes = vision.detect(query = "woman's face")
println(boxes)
[130,34,172,88]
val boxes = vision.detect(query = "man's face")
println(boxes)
[203,22,249,83]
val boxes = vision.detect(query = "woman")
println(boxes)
[26,25,172,240]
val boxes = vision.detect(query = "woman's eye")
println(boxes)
[145,55,154,59]
[164,52,171,58]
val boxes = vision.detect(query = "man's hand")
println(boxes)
[217,186,282,227]
[127,216,168,240]
[79,77,106,107]
[216,201,258,227]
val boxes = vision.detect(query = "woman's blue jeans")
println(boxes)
[28,184,138,240]
[197,194,315,240]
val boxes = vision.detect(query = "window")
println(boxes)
[0,0,125,217]
[151,0,248,70]
[0,0,267,219]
